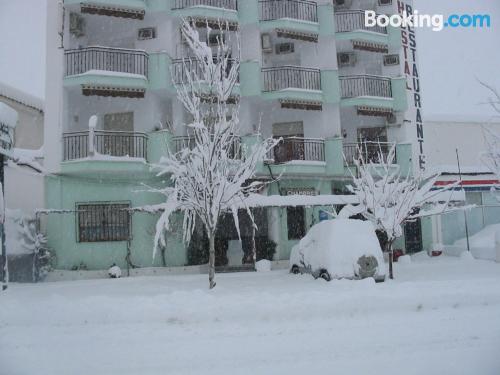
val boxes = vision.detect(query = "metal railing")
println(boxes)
[340,75,392,98]
[262,66,321,92]
[171,58,239,84]
[268,137,325,163]
[343,142,395,165]
[171,0,238,10]
[63,130,148,161]
[65,47,149,77]
[335,10,387,34]
[259,0,318,23]
[172,135,242,158]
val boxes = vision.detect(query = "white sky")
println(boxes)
[0,0,498,117]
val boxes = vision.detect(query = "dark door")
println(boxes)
[404,218,422,254]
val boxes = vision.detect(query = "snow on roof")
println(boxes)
[427,164,493,175]
[0,82,44,113]
[425,113,500,124]
[0,102,18,128]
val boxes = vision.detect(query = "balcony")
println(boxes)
[335,10,390,52]
[64,47,149,98]
[268,137,325,164]
[63,130,148,161]
[61,130,149,177]
[171,0,238,27]
[340,75,397,111]
[343,142,395,166]
[171,135,242,158]
[261,66,322,108]
[259,0,319,38]
[171,58,239,85]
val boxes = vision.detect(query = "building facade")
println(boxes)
[44,0,426,271]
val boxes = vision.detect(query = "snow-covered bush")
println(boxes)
[255,259,271,272]
[108,265,122,278]
[6,210,51,281]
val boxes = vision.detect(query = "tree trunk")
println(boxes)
[386,240,394,280]
[252,226,257,269]
[208,234,216,289]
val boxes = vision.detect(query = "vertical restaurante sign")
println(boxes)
[398,0,425,171]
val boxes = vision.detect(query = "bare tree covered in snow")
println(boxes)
[150,20,277,288]
[340,144,458,279]
[479,80,500,196]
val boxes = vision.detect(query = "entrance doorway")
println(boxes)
[404,218,423,254]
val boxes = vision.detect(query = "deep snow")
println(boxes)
[1,255,500,375]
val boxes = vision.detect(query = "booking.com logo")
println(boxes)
[365,11,491,32]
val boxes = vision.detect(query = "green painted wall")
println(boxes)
[321,70,340,104]
[149,52,173,92]
[396,143,412,177]
[318,3,335,36]
[45,173,186,271]
[240,61,262,97]
[391,77,408,112]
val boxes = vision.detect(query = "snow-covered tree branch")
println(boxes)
[478,80,500,199]
[150,19,277,289]
[340,144,459,279]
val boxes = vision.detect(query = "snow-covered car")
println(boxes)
[289,219,386,282]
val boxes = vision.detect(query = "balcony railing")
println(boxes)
[262,66,321,92]
[171,58,239,84]
[171,0,238,10]
[172,135,242,158]
[340,75,392,98]
[65,47,149,77]
[63,130,148,161]
[259,0,318,23]
[335,10,387,34]
[268,137,325,163]
[343,142,395,166]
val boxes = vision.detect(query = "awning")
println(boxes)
[357,106,392,117]
[276,29,318,43]
[81,85,145,98]
[352,40,388,53]
[280,99,322,111]
[80,3,145,20]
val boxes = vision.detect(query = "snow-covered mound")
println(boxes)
[451,223,500,261]
[255,259,271,272]
[290,219,386,281]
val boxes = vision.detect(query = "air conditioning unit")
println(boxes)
[261,33,272,53]
[383,54,400,66]
[275,42,295,55]
[337,52,357,67]
[138,27,157,40]
[70,13,85,37]
[333,0,352,10]
[378,0,392,5]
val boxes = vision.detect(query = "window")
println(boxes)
[138,27,157,40]
[77,203,131,242]
[466,192,483,206]
[287,206,306,240]
[208,32,225,46]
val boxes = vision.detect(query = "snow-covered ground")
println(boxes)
[1,255,500,375]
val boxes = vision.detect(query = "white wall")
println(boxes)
[5,166,44,214]
[425,119,500,170]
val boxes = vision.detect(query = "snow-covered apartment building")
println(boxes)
[42,0,438,270]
